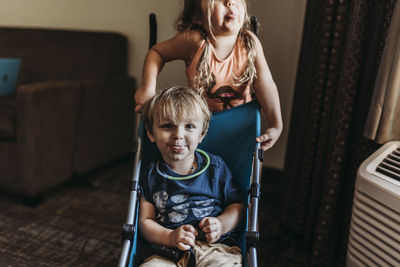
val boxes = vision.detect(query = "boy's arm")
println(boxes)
[199,203,244,243]
[139,195,171,246]
[139,195,198,250]
[217,203,244,234]
[134,31,202,112]
[250,31,283,151]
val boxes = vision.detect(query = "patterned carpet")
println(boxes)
[0,160,293,266]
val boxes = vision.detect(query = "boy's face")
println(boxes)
[147,116,205,167]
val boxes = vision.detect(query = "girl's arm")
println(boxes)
[134,30,202,112]
[134,47,164,112]
[139,195,198,250]
[251,32,283,151]
[199,203,244,243]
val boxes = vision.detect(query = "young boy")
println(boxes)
[139,86,245,266]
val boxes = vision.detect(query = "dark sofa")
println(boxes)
[0,27,135,197]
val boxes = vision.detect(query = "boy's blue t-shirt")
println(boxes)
[140,150,245,230]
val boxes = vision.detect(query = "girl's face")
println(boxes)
[201,0,246,37]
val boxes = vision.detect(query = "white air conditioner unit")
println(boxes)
[346,141,400,267]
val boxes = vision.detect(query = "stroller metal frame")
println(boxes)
[119,116,142,267]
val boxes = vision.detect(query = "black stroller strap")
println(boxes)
[143,243,196,267]
[186,248,196,267]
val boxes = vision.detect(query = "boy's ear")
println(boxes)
[199,130,207,143]
[146,126,155,143]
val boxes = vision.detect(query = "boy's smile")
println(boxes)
[147,118,205,174]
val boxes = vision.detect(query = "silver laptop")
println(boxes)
[0,58,21,96]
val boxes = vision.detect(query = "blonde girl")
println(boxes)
[135,0,283,151]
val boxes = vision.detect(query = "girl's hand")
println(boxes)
[256,127,282,151]
[169,224,198,251]
[199,217,222,244]
[134,87,155,113]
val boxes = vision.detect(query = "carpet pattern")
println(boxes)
[0,160,296,266]
[0,162,130,266]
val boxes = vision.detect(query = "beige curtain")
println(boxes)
[364,1,400,144]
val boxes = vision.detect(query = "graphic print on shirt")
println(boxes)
[169,196,190,223]
[153,192,215,224]
[192,198,215,218]
[153,191,168,223]
[206,73,247,110]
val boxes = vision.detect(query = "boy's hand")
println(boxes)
[134,87,155,113]
[199,217,222,244]
[256,127,282,151]
[169,224,198,251]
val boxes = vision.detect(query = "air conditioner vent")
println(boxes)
[347,141,400,267]
[376,148,400,181]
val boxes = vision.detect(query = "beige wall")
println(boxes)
[0,0,306,170]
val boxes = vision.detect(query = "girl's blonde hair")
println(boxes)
[176,0,257,94]
[142,86,211,136]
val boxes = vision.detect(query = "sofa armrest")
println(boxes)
[13,81,81,196]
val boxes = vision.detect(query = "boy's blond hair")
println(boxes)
[142,86,211,136]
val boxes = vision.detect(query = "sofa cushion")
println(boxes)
[72,76,135,173]
[0,26,133,197]
[0,95,16,141]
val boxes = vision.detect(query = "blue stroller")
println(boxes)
[119,14,263,267]
[119,100,263,267]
